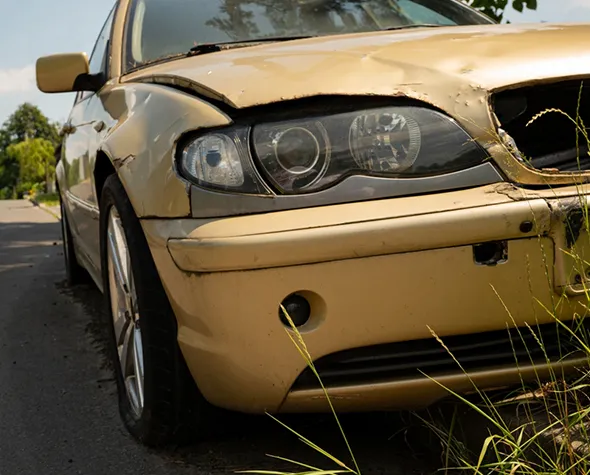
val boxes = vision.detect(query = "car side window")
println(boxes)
[79,6,116,102]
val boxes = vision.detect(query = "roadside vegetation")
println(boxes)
[0,103,60,200]
[32,192,60,207]
[261,308,590,475]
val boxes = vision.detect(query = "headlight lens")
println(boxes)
[253,106,487,193]
[255,121,332,191]
[349,111,422,172]
[180,106,488,195]
[182,133,245,187]
[180,127,269,194]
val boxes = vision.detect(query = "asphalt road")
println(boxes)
[0,200,439,475]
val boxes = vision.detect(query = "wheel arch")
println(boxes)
[94,150,117,206]
[95,82,232,219]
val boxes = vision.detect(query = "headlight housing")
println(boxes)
[179,105,488,195]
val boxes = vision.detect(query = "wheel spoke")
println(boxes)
[107,212,130,294]
[107,245,128,329]
[113,217,131,290]
[133,326,145,408]
[114,313,131,347]
[119,321,134,377]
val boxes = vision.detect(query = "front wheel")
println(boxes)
[100,174,213,446]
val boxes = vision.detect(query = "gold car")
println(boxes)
[37,0,590,446]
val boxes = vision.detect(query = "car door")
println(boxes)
[62,6,117,275]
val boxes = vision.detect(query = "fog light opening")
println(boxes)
[279,293,311,328]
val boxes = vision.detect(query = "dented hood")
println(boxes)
[122,22,590,128]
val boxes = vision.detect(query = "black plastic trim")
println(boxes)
[292,319,587,390]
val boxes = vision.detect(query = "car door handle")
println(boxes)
[94,121,106,132]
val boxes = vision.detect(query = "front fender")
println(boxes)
[99,82,232,218]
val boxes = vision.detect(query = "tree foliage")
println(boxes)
[0,103,59,195]
[6,138,56,187]
[465,0,537,22]
[0,103,59,150]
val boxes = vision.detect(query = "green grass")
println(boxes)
[34,192,59,207]
[247,85,590,475]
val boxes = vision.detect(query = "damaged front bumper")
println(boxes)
[141,183,590,413]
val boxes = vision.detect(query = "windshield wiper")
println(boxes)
[127,35,316,71]
[382,24,448,31]
[189,35,316,56]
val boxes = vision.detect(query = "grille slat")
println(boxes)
[292,320,588,390]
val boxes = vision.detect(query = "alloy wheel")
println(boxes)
[106,207,145,417]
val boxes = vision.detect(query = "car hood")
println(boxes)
[123,22,590,134]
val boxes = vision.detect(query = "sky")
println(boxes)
[1,0,590,126]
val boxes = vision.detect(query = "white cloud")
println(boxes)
[0,64,36,94]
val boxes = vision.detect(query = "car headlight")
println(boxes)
[179,106,488,195]
[180,126,270,194]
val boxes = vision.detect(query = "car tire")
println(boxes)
[60,198,90,286]
[99,174,213,447]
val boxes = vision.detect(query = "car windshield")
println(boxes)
[123,0,493,72]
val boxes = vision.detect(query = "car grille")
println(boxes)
[492,79,590,172]
[291,319,588,390]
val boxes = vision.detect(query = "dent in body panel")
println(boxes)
[487,184,590,282]
[97,82,232,218]
[121,23,590,187]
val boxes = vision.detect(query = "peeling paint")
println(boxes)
[113,154,135,170]
[488,183,521,200]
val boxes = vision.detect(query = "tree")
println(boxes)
[6,138,56,193]
[466,0,537,22]
[0,103,60,192]
[0,103,59,149]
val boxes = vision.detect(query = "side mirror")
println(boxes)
[36,53,98,93]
